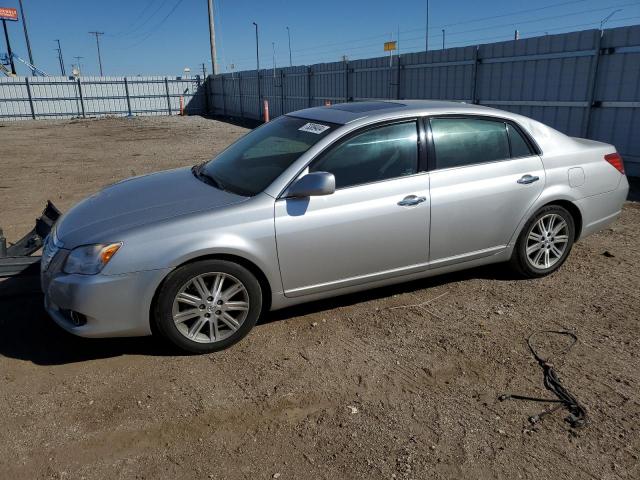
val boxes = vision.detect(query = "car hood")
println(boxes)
[55,166,248,247]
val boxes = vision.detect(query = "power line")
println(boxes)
[109,0,156,36]
[120,0,186,49]
[111,0,171,38]
[235,0,639,68]
[234,10,639,71]
[238,0,592,62]
[224,0,596,68]
[429,0,590,30]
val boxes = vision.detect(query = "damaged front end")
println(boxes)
[0,201,61,281]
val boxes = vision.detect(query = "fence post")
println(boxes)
[280,69,285,116]
[396,55,401,100]
[164,77,172,115]
[123,77,132,117]
[256,71,261,120]
[203,75,210,115]
[344,60,349,102]
[583,31,603,138]
[24,77,36,120]
[471,45,480,104]
[238,75,244,119]
[307,66,312,108]
[77,77,86,118]
[221,75,226,116]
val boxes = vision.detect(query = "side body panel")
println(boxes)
[274,174,430,297]
[428,156,545,265]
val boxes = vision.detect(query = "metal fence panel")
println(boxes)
[0,75,206,120]
[207,24,640,176]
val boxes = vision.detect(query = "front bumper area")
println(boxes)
[43,267,171,338]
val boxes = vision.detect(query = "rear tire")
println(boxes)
[154,260,262,354]
[510,205,575,278]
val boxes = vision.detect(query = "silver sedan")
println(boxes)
[41,101,629,353]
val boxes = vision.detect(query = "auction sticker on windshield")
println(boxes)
[299,123,330,134]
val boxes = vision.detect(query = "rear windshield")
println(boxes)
[199,115,336,196]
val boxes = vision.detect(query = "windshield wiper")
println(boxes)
[192,164,227,191]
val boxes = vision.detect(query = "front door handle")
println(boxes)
[517,174,540,185]
[398,195,426,206]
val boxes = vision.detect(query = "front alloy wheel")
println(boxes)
[155,260,262,353]
[172,273,250,344]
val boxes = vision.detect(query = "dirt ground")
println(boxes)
[0,116,639,480]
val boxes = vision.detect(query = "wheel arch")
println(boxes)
[540,199,583,240]
[149,253,273,335]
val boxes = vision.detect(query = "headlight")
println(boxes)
[41,229,63,272]
[63,242,122,275]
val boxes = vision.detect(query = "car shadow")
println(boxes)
[0,264,515,366]
[261,264,518,324]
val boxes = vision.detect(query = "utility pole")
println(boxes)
[73,56,83,76]
[55,39,65,76]
[18,0,35,75]
[425,0,429,52]
[88,31,104,76]
[514,30,520,41]
[600,9,622,35]
[201,62,207,78]
[253,22,260,110]
[2,19,16,74]
[286,26,292,66]
[207,0,218,74]
[442,29,445,50]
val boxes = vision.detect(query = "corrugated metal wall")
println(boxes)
[0,76,207,120]
[208,25,640,176]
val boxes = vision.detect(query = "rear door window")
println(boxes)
[430,117,510,169]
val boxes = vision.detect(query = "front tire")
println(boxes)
[154,260,262,353]
[510,205,575,278]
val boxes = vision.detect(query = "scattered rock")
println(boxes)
[347,405,359,414]
[602,251,615,258]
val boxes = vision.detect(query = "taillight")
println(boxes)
[604,152,625,174]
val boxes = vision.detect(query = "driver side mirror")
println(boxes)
[286,171,335,198]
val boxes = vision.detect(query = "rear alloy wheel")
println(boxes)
[510,205,575,278]
[155,260,262,353]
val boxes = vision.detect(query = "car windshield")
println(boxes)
[196,115,336,196]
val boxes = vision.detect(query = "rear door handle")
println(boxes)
[398,195,426,206]
[517,174,540,185]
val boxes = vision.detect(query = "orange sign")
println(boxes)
[0,7,18,21]
[384,41,397,52]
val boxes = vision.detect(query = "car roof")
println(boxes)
[288,100,498,125]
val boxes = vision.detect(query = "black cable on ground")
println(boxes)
[499,330,588,429]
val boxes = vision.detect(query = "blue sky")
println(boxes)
[1,0,639,76]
